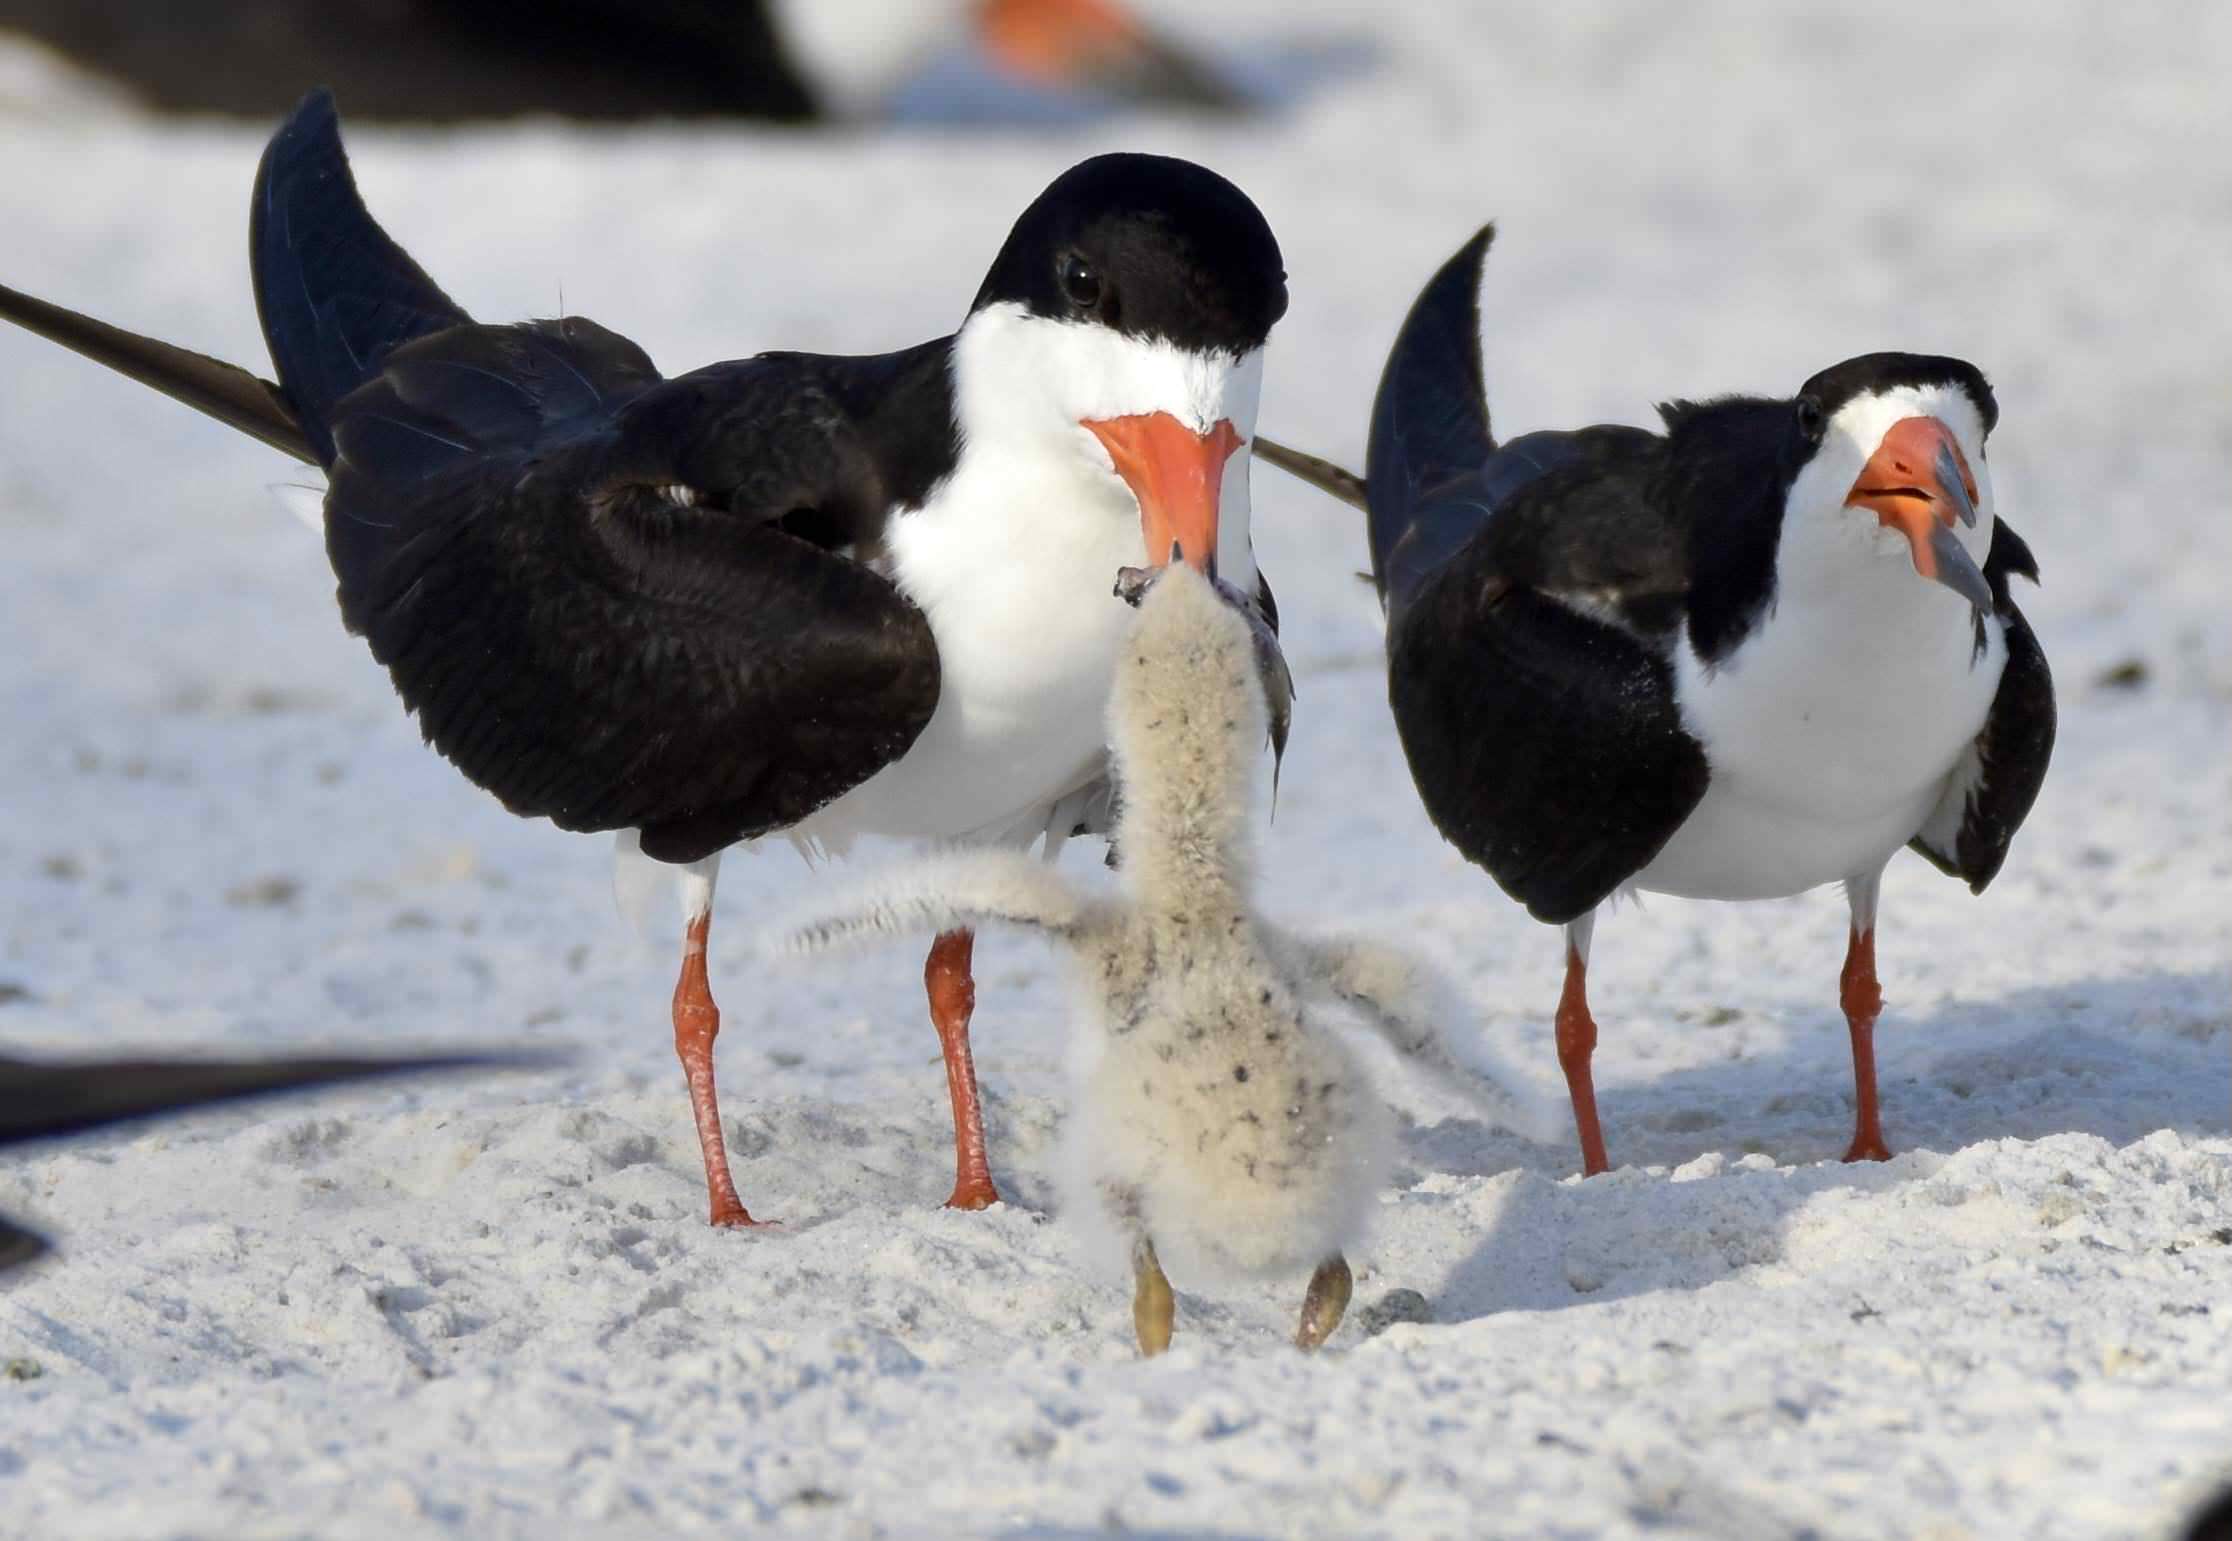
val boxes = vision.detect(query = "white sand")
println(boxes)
[0,3,2226,1536]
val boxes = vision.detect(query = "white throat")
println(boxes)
[1778,382,1996,606]
[797,306,1264,851]
[944,302,1263,582]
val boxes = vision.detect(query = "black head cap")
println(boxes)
[1798,352,1998,435]
[971,153,1288,356]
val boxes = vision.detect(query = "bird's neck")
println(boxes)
[1120,808,1253,924]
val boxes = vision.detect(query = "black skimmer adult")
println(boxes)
[0,90,1289,1226]
[1276,228,2054,1175]
[0,1049,532,1271]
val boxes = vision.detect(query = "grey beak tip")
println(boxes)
[1929,521,1994,611]
[1935,442,1979,528]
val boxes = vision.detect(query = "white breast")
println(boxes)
[1636,546,2005,901]
[796,445,1260,852]
[792,305,1264,856]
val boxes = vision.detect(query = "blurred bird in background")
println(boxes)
[0,0,1339,123]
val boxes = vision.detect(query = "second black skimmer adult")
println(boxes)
[0,90,1290,1226]
[1277,228,2054,1175]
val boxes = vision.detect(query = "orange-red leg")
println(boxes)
[926,929,1002,1210]
[1555,941,1610,1177]
[672,912,768,1227]
[1839,926,1892,1163]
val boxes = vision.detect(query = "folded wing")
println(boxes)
[250,90,944,864]
[1367,229,1708,925]
[1908,520,2055,891]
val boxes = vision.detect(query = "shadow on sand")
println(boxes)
[1389,968,2227,1324]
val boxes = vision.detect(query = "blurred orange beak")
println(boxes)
[1845,415,1992,608]
[977,0,1245,110]
[979,0,1143,85]
[1085,412,1244,574]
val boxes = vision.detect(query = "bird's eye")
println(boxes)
[1795,395,1825,441]
[1059,253,1102,310]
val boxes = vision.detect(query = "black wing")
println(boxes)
[1908,519,2054,891]
[1251,435,1364,509]
[265,92,950,863]
[1248,568,1292,775]
[0,277,313,463]
[0,1051,536,1147]
[1387,540,1709,926]
[252,88,473,464]
[2,92,950,865]
[321,324,951,864]
[1367,230,1707,924]
[1365,225,1498,616]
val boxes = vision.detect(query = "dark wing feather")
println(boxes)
[0,1050,544,1273]
[1365,225,1497,615]
[1388,550,1710,925]
[3,91,945,865]
[251,88,472,465]
[1466,427,1690,636]
[0,279,315,463]
[1908,519,2055,891]
[1241,569,1291,783]
[1251,435,1364,509]
[244,91,948,864]
[0,1052,536,1147]
[1364,223,1691,629]
[1981,511,2040,604]
[1365,230,1707,920]
[321,323,947,864]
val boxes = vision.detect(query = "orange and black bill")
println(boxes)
[1844,415,1993,610]
[1085,411,1245,577]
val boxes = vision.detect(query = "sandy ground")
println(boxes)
[0,3,2227,1537]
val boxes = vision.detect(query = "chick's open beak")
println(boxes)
[1085,412,1243,576]
[1845,415,1993,610]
